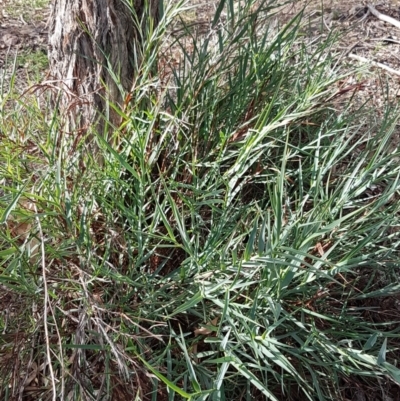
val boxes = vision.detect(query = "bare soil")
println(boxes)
[0,0,48,88]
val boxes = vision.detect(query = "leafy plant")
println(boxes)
[1,0,399,400]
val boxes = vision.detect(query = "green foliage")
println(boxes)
[1,0,399,400]
[3,0,49,22]
[15,50,49,79]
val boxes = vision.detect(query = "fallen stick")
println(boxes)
[370,37,400,45]
[349,53,400,77]
[367,4,400,29]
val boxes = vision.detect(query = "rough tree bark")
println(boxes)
[48,0,159,135]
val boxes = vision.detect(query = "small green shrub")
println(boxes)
[1,0,399,400]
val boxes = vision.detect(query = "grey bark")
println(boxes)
[48,0,159,135]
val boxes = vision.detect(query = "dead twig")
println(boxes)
[369,37,400,45]
[33,200,62,401]
[358,8,370,23]
[367,4,400,30]
[348,53,400,77]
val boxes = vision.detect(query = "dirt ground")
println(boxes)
[0,0,48,52]
[1,1,400,400]
[2,0,400,102]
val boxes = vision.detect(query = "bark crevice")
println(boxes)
[48,0,159,135]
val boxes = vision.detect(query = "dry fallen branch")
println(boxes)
[348,53,400,77]
[33,201,57,401]
[367,4,400,30]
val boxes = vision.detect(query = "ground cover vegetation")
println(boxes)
[0,0,400,400]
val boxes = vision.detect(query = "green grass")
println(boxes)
[1,0,400,400]
[4,0,49,22]
[15,50,49,79]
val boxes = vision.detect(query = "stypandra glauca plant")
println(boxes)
[0,0,399,400]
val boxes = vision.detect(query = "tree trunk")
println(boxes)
[48,0,159,136]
